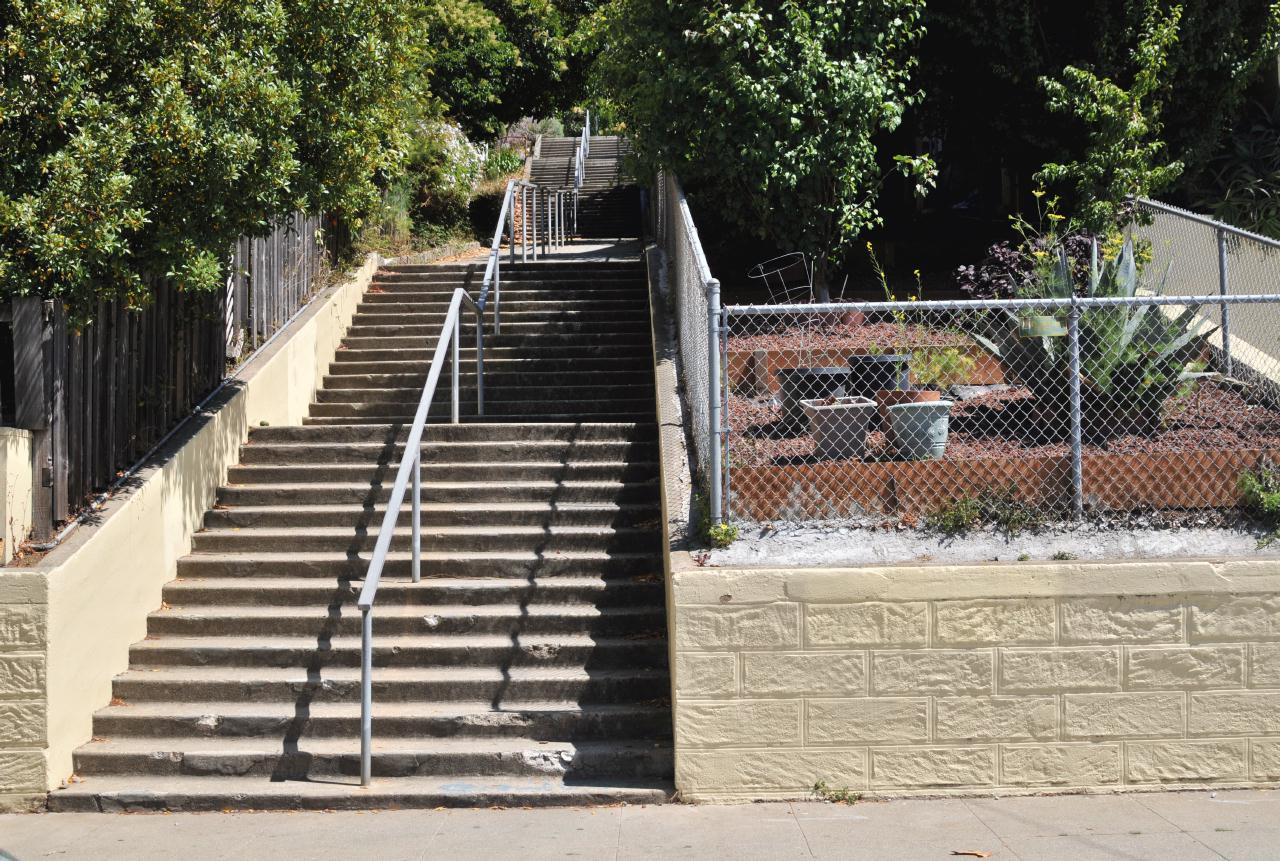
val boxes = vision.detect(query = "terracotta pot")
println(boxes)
[875,388,941,429]
[839,310,866,327]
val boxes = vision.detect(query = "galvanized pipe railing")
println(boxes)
[480,178,568,335]
[356,286,484,787]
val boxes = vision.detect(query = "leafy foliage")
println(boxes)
[0,0,421,320]
[926,486,1045,537]
[1036,3,1185,233]
[593,0,936,295]
[1239,465,1280,543]
[1195,97,1280,238]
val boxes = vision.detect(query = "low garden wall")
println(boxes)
[671,553,1280,800]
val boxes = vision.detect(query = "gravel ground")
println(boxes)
[707,520,1280,567]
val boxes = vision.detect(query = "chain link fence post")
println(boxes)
[1066,300,1085,520]
[1217,226,1234,376]
[707,277,724,525]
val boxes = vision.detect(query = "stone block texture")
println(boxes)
[0,572,47,810]
[673,574,1280,800]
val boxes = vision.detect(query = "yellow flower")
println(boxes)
[1047,213,1065,222]
[1032,189,1046,199]
[913,269,921,279]
[865,240,874,252]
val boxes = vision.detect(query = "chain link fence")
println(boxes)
[653,171,722,511]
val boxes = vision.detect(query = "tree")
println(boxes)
[1036,3,1185,231]
[0,0,423,320]
[593,0,934,296]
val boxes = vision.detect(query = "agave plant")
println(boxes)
[973,238,1218,441]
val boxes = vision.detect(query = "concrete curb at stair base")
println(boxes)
[0,254,379,811]
[665,551,1280,802]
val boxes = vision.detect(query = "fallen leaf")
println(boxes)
[951,852,992,859]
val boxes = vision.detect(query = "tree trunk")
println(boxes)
[811,256,832,303]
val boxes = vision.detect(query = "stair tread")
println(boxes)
[78,737,671,755]
[115,665,668,682]
[152,604,662,619]
[129,631,663,649]
[93,699,668,718]
[48,774,672,810]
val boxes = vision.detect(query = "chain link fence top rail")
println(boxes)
[655,170,717,493]
[722,248,1280,528]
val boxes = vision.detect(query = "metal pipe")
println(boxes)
[1217,227,1233,376]
[707,277,724,525]
[451,312,460,423]
[360,607,373,786]
[411,450,421,584]
[1136,197,1280,251]
[1067,303,1085,520]
[532,190,539,261]
[475,314,485,416]
[727,293,1280,315]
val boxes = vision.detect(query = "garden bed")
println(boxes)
[727,377,1280,521]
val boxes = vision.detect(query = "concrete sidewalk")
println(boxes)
[2,789,1277,860]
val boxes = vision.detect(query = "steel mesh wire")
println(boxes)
[723,293,1280,527]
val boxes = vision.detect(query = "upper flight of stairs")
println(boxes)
[49,256,673,811]
[530,136,640,240]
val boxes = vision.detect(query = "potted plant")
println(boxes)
[776,367,854,434]
[801,395,877,459]
[887,399,954,460]
[864,245,934,428]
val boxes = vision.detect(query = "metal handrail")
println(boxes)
[357,286,484,787]
[480,178,569,335]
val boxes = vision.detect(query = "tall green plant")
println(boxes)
[1036,3,1185,232]
[974,238,1217,439]
[592,0,936,298]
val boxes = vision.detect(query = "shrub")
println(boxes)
[927,487,1045,537]
[403,120,483,238]
[484,147,526,181]
[1239,465,1280,543]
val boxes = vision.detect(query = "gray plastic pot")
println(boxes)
[887,400,953,460]
[801,396,877,460]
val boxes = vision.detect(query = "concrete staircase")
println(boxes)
[531,136,640,239]
[50,258,673,811]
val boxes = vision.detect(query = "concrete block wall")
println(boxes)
[0,572,46,811]
[671,559,1280,801]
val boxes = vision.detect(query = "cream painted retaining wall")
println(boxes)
[672,556,1280,801]
[0,254,378,810]
[0,429,32,565]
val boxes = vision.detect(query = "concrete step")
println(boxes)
[359,288,643,305]
[176,550,660,579]
[342,320,649,339]
[226,460,657,484]
[331,343,651,362]
[127,631,667,668]
[325,357,653,377]
[312,383,653,406]
[216,479,658,507]
[238,439,656,463]
[110,665,672,703]
[189,524,662,555]
[73,737,674,781]
[204,501,658,530]
[355,298,648,315]
[47,774,672,812]
[370,270,640,285]
[303,405,655,423]
[246,422,657,444]
[320,369,655,389]
[164,574,662,607]
[89,700,672,741]
[144,602,666,638]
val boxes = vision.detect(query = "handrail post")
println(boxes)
[451,312,461,423]
[521,187,529,262]
[412,450,421,583]
[507,184,516,266]
[475,311,485,416]
[532,189,539,261]
[360,607,373,786]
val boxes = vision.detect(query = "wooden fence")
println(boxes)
[5,212,341,540]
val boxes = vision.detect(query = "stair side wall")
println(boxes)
[0,253,379,810]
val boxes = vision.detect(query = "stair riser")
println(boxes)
[371,272,640,285]
[129,640,667,669]
[48,786,670,813]
[302,413,654,426]
[216,484,657,507]
[342,321,648,338]
[359,291,642,306]
[247,424,655,445]
[92,711,671,741]
[320,372,655,390]
[144,612,665,638]
[189,531,662,554]
[164,581,663,608]
[74,748,673,781]
[203,507,659,529]
[311,388,654,406]
[238,440,656,463]
[305,405,655,422]
[331,345,651,362]
[112,675,670,704]
[225,464,658,483]
[175,555,659,579]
